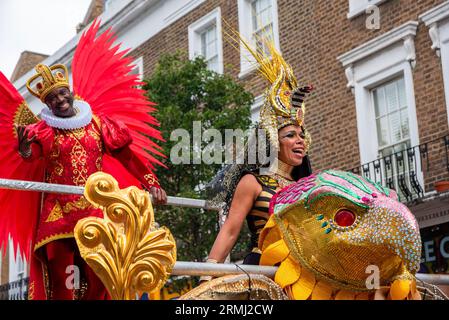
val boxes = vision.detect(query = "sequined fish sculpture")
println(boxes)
[259,169,423,300]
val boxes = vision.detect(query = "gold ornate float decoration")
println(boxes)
[74,172,176,300]
[179,274,288,300]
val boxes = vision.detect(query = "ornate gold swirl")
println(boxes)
[74,172,176,300]
[270,66,289,116]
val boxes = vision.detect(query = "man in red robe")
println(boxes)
[16,63,166,300]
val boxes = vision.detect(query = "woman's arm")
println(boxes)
[207,174,262,263]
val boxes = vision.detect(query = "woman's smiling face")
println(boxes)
[278,125,306,166]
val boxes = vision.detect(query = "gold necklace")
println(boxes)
[274,175,295,188]
[272,159,294,188]
[276,159,293,179]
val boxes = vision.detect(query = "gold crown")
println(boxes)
[26,64,70,102]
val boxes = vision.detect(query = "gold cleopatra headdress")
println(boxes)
[26,64,70,102]
[229,29,314,153]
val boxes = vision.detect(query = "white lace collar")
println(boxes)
[40,100,93,130]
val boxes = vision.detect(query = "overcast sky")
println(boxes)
[0,0,92,80]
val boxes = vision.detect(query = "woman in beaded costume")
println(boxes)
[204,39,314,268]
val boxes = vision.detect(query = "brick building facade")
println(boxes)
[129,0,449,279]
[131,0,447,181]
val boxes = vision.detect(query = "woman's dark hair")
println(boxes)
[292,155,312,181]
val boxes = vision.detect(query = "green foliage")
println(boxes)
[143,52,254,266]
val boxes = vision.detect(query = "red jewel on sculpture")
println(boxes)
[334,209,356,227]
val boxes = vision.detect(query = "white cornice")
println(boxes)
[251,94,265,111]
[14,0,203,93]
[337,21,419,67]
[100,0,160,34]
[419,1,449,57]
[419,1,449,26]
[250,94,265,122]
[165,0,206,26]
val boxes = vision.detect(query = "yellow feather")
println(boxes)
[291,267,316,300]
[260,239,290,266]
[409,280,421,300]
[311,281,333,300]
[274,256,301,288]
[390,279,411,300]
[259,226,281,251]
[264,215,277,229]
[258,217,280,251]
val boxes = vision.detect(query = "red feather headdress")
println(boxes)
[72,19,165,168]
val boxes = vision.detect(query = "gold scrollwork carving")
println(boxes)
[74,172,176,300]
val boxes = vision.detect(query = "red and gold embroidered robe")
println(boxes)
[25,115,159,299]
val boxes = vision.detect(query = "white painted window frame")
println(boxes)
[250,94,265,123]
[337,21,423,189]
[355,60,419,165]
[372,77,411,157]
[237,0,280,79]
[347,0,388,19]
[104,0,113,11]
[188,7,223,74]
[131,56,144,81]
[420,2,449,127]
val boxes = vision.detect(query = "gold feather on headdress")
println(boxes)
[223,20,313,152]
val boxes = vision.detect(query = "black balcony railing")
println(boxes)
[349,134,449,203]
[0,277,28,300]
[445,135,449,172]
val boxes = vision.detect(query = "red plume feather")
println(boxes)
[72,19,165,171]
[0,72,44,260]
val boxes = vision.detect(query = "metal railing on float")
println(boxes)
[0,176,448,300]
